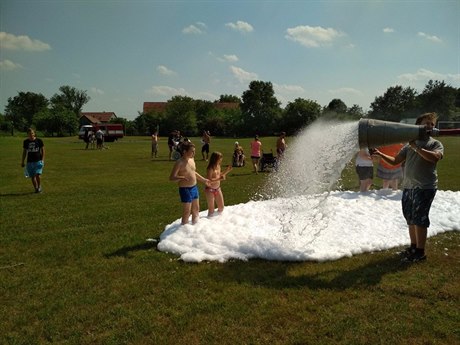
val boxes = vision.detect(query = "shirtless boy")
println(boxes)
[169,141,210,225]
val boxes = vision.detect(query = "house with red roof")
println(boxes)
[79,112,118,126]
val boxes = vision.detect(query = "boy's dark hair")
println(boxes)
[181,141,195,153]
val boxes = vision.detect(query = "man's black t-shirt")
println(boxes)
[23,138,44,162]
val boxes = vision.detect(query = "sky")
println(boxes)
[156,120,460,263]
[1,0,459,121]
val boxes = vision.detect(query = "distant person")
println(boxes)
[151,131,159,159]
[276,132,287,160]
[167,130,177,160]
[201,130,211,161]
[372,112,444,263]
[169,141,210,225]
[205,152,233,217]
[21,128,45,193]
[355,148,374,192]
[376,143,404,190]
[250,135,262,174]
[83,128,90,150]
[96,128,104,149]
[233,141,245,167]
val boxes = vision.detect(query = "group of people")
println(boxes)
[23,112,444,264]
[83,127,105,150]
[355,143,404,192]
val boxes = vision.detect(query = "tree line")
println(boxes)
[1,80,459,137]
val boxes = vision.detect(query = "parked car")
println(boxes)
[78,124,124,142]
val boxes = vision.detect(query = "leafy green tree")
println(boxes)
[417,80,457,120]
[282,98,322,135]
[50,85,90,117]
[34,106,78,136]
[346,104,365,119]
[218,94,241,103]
[325,98,348,115]
[240,81,282,136]
[164,96,198,136]
[4,91,48,131]
[369,86,418,122]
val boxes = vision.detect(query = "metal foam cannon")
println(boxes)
[358,118,439,149]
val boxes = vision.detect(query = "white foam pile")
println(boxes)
[157,120,460,262]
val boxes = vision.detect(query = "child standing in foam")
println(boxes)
[169,141,210,225]
[205,152,232,217]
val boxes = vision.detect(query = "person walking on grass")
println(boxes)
[151,131,159,159]
[205,152,232,217]
[371,112,444,263]
[169,141,210,225]
[21,128,45,193]
[201,130,211,161]
[250,135,262,174]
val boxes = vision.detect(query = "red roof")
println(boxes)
[81,112,117,123]
[143,102,168,113]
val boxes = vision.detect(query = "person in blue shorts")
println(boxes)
[372,112,444,263]
[21,128,45,193]
[169,141,210,225]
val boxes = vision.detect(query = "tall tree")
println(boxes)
[369,85,418,122]
[282,98,322,135]
[417,80,457,120]
[218,94,241,103]
[164,96,198,136]
[325,98,348,114]
[4,91,48,131]
[50,85,90,117]
[34,106,79,136]
[240,81,281,136]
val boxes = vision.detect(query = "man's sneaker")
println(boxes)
[398,247,415,257]
[401,252,426,263]
[35,187,42,193]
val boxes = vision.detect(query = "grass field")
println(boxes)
[1,134,459,345]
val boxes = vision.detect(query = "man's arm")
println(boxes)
[409,142,442,164]
[40,146,45,162]
[372,148,405,166]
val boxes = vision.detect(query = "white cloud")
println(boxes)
[157,65,176,76]
[418,32,442,43]
[217,54,239,63]
[146,85,187,97]
[285,25,344,48]
[225,21,254,33]
[182,22,207,34]
[328,87,362,95]
[91,87,105,95]
[383,27,395,33]
[274,83,305,94]
[230,66,258,83]
[0,32,51,51]
[0,59,23,71]
[397,68,460,83]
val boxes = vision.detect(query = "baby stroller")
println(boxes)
[259,152,278,172]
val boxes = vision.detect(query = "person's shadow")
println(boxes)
[104,240,159,258]
[211,255,410,291]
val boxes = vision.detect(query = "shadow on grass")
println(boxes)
[215,255,411,291]
[104,240,159,258]
[0,191,36,197]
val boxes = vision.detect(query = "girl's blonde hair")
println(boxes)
[207,152,223,170]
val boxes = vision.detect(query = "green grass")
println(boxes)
[1,135,459,345]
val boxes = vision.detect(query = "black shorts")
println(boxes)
[356,166,373,180]
[202,143,209,153]
[402,188,436,227]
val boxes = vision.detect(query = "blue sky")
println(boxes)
[1,0,459,120]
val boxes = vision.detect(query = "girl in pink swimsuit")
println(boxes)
[205,152,232,216]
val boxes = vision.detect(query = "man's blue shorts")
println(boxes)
[179,185,199,203]
[25,161,44,178]
[402,188,436,227]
